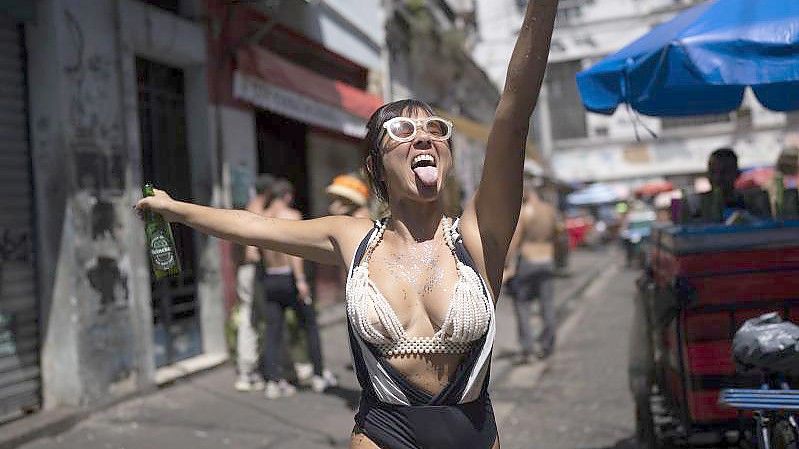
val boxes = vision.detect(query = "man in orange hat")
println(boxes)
[326,173,370,219]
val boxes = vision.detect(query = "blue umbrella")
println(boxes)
[577,0,799,117]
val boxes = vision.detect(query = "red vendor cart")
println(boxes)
[632,221,799,448]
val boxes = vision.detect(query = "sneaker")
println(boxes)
[234,376,265,392]
[322,369,338,388]
[512,352,532,366]
[310,375,327,393]
[294,362,314,383]
[277,379,296,397]
[536,347,554,360]
[265,379,297,399]
[250,377,266,391]
[264,380,282,399]
[234,378,252,392]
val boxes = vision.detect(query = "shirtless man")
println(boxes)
[505,178,561,362]
[260,179,328,398]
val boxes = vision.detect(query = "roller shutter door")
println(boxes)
[0,16,40,421]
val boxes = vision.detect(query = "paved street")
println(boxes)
[496,260,637,449]
[16,248,635,449]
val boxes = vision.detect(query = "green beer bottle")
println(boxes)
[143,183,181,279]
[774,172,785,219]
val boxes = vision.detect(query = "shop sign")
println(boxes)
[233,71,367,138]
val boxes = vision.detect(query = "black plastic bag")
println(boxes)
[732,312,799,375]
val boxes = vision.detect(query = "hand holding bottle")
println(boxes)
[135,187,180,223]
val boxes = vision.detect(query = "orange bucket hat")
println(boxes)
[326,174,369,207]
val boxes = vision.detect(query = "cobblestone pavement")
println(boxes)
[15,248,625,449]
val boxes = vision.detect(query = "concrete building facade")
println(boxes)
[0,0,229,422]
[473,0,799,186]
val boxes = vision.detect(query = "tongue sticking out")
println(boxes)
[413,166,439,187]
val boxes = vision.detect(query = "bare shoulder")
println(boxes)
[329,216,378,268]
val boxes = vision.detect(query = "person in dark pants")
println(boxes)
[259,179,331,398]
[505,177,560,363]
[260,267,325,397]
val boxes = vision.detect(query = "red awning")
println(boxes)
[236,45,382,120]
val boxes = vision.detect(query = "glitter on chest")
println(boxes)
[377,239,449,296]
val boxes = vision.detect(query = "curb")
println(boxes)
[0,387,154,449]
[0,356,228,449]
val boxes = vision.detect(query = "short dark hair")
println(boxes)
[271,178,294,199]
[362,99,436,204]
[709,147,738,169]
[254,173,276,196]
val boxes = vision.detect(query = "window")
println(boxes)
[546,60,588,140]
[555,6,583,25]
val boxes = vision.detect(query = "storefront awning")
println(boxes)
[234,45,383,138]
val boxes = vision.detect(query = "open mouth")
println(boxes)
[411,154,438,187]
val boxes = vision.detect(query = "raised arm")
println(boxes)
[136,189,348,265]
[461,0,558,290]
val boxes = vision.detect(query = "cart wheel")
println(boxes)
[636,397,660,449]
[772,421,798,449]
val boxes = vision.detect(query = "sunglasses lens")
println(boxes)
[425,119,449,138]
[389,119,415,139]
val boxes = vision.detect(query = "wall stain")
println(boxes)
[87,256,128,313]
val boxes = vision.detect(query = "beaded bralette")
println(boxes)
[346,217,492,357]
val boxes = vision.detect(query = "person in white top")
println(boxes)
[233,174,273,392]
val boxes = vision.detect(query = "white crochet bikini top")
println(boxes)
[346,217,493,357]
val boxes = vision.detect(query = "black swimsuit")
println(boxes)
[347,221,498,449]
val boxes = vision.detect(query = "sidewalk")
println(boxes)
[8,248,615,449]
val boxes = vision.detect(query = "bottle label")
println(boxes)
[150,234,176,270]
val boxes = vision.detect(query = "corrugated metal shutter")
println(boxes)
[0,16,40,421]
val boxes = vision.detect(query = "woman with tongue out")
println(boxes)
[135,1,558,447]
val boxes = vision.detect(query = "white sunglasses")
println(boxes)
[382,116,454,143]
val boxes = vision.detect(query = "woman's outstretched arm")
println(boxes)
[461,0,559,292]
[135,189,349,265]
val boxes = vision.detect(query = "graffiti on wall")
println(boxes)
[62,8,132,317]
[0,229,31,264]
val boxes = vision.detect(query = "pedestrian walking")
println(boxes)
[135,0,557,445]
[233,174,273,392]
[504,177,560,362]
